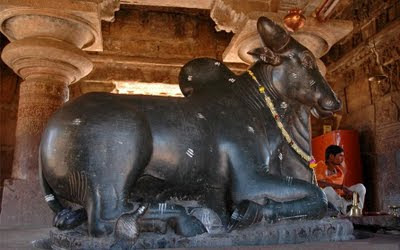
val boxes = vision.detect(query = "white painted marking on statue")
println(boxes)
[278,153,283,160]
[197,113,206,120]
[186,148,194,158]
[214,61,221,66]
[187,75,193,81]
[247,126,255,133]
[228,78,236,83]
[159,203,167,215]
[45,194,55,202]
[72,118,81,125]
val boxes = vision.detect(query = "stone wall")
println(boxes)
[0,34,19,205]
[322,1,400,211]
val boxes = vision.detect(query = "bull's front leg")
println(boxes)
[229,174,327,231]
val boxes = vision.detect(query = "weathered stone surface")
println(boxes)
[0,179,52,226]
[0,57,19,202]
[320,8,400,213]
[102,7,232,60]
[374,150,400,210]
[44,218,354,249]
[347,215,400,230]
[344,75,371,114]
[122,0,214,10]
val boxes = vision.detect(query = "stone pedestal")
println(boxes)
[39,218,354,249]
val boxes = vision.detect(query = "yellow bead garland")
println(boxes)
[247,70,315,167]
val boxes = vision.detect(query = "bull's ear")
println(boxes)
[248,47,281,65]
[257,16,290,52]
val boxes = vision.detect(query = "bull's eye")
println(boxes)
[288,52,295,59]
[300,52,315,70]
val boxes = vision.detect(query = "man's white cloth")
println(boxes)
[322,183,366,215]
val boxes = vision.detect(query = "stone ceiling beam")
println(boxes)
[81,53,247,88]
[327,19,400,76]
[120,0,214,10]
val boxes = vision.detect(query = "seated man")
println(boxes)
[315,145,366,215]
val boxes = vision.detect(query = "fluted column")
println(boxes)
[2,37,92,179]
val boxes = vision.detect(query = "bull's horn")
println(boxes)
[257,16,290,52]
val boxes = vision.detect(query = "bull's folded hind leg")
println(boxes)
[261,188,327,222]
[204,186,230,228]
[86,184,134,237]
[53,207,87,230]
[229,176,327,230]
[138,203,207,237]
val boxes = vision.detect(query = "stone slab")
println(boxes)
[43,218,354,249]
[0,179,53,226]
[347,215,400,230]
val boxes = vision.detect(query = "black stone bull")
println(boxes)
[39,17,341,240]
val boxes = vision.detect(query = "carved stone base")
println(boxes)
[0,179,53,226]
[39,218,354,249]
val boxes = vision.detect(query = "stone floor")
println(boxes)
[0,225,399,250]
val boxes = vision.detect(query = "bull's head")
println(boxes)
[249,17,341,118]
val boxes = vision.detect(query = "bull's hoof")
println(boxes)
[111,205,148,249]
[53,207,87,230]
[175,215,207,237]
[228,200,263,231]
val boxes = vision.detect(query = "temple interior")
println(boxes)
[0,0,399,248]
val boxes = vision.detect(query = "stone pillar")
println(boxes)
[2,37,92,179]
[0,0,118,225]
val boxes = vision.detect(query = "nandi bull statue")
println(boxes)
[39,16,341,246]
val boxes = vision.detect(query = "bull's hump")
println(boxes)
[179,58,237,97]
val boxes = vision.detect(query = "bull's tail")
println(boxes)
[39,150,64,213]
[39,150,88,230]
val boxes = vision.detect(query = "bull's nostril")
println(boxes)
[321,99,333,108]
[326,100,333,107]
[320,98,341,110]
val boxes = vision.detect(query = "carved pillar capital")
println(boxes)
[1,37,93,85]
[210,0,353,76]
[0,0,119,51]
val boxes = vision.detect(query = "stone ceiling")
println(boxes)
[121,0,353,67]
